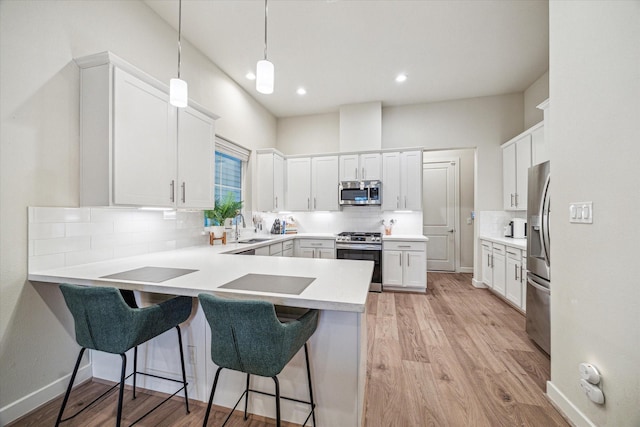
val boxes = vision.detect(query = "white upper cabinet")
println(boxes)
[531,123,547,166]
[76,52,217,208]
[339,153,381,181]
[311,156,339,211]
[502,133,532,211]
[256,149,285,212]
[111,67,176,207]
[176,107,216,208]
[382,151,422,211]
[286,157,311,211]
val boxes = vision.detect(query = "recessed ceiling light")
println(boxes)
[395,73,408,83]
[296,87,307,96]
[246,71,256,80]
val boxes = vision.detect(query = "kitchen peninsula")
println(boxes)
[28,242,373,426]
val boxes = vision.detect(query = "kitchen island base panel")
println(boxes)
[91,307,366,426]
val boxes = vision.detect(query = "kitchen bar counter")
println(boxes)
[29,244,372,312]
[29,244,371,426]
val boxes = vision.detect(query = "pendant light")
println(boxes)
[256,0,274,94]
[170,0,188,108]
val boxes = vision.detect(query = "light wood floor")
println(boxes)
[10,273,568,427]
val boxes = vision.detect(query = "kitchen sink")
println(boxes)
[237,238,273,244]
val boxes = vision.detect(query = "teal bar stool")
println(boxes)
[198,293,319,427]
[56,284,192,427]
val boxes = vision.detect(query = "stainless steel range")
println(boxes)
[336,232,382,292]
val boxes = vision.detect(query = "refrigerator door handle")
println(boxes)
[527,275,551,292]
[540,174,551,266]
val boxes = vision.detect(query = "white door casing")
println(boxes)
[422,159,458,272]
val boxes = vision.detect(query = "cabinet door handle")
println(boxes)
[510,194,514,207]
[170,180,175,202]
[520,265,524,283]
[275,196,278,209]
[314,198,317,209]
[407,253,411,267]
[181,182,186,203]
[405,196,407,208]
[396,196,400,208]
[515,193,519,207]
[307,198,310,210]
[490,254,494,268]
[399,253,402,266]
[398,245,411,248]
[514,264,519,280]
[355,167,358,179]
[487,255,491,267]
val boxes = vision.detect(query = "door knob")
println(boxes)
[448,229,455,233]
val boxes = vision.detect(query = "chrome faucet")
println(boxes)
[234,211,245,241]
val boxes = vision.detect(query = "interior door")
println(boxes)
[422,160,456,271]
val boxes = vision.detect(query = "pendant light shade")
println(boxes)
[170,78,188,108]
[169,0,188,108]
[256,0,274,95]
[256,59,274,94]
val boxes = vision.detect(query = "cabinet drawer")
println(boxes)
[384,241,427,252]
[282,240,294,251]
[481,240,492,250]
[491,243,506,255]
[506,247,521,260]
[297,239,335,249]
[269,242,283,255]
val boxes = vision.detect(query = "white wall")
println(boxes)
[277,112,340,155]
[524,71,549,128]
[547,2,640,426]
[0,1,275,423]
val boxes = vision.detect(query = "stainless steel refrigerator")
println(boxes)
[526,161,551,355]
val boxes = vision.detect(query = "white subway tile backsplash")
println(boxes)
[65,222,114,237]
[34,237,91,256]
[65,248,114,267]
[32,207,90,223]
[114,243,150,258]
[29,222,65,239]
[28,207,205,273]
[29,253,65,272]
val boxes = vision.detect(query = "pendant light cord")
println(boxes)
[263,0,268,60]
[177,0,183,78]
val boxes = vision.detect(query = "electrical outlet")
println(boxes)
[187,345,196,364]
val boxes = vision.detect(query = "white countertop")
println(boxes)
[382,234,429,242]
[479,235,527,250]
[28,244,373,313]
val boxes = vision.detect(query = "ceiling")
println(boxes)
[145,0,549,118]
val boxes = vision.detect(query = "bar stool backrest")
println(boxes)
[199,293,318,378]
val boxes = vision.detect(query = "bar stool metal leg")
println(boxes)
[304,343,317,426]
[203,366,223,427]
[243,373,250,420]
[116,353,127,427]
[176,326,190,413]
[273,376,281,427]
[133,346,138,399]
[55,348,86,427]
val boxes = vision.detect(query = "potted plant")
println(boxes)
[204,193,243,238]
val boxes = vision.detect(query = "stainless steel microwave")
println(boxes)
[339,180,381,206]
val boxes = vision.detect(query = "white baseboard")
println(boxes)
[0,363,92,426]
[547,380,596,427]
[458,267,474,273]
[471,277,486,288]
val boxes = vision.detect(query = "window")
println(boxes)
[214,152,242,202]
[214,136,250,203]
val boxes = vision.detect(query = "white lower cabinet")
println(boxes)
[481,239,527,312]
[282,240,294,257]
[295,239,335,259]
[382,240,427,291]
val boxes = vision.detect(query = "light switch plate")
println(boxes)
[569,202,593,224]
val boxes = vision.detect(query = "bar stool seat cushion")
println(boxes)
[60,284,192,355]
[199,294,318,378]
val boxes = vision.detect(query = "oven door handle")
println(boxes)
[336,244,382,251]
